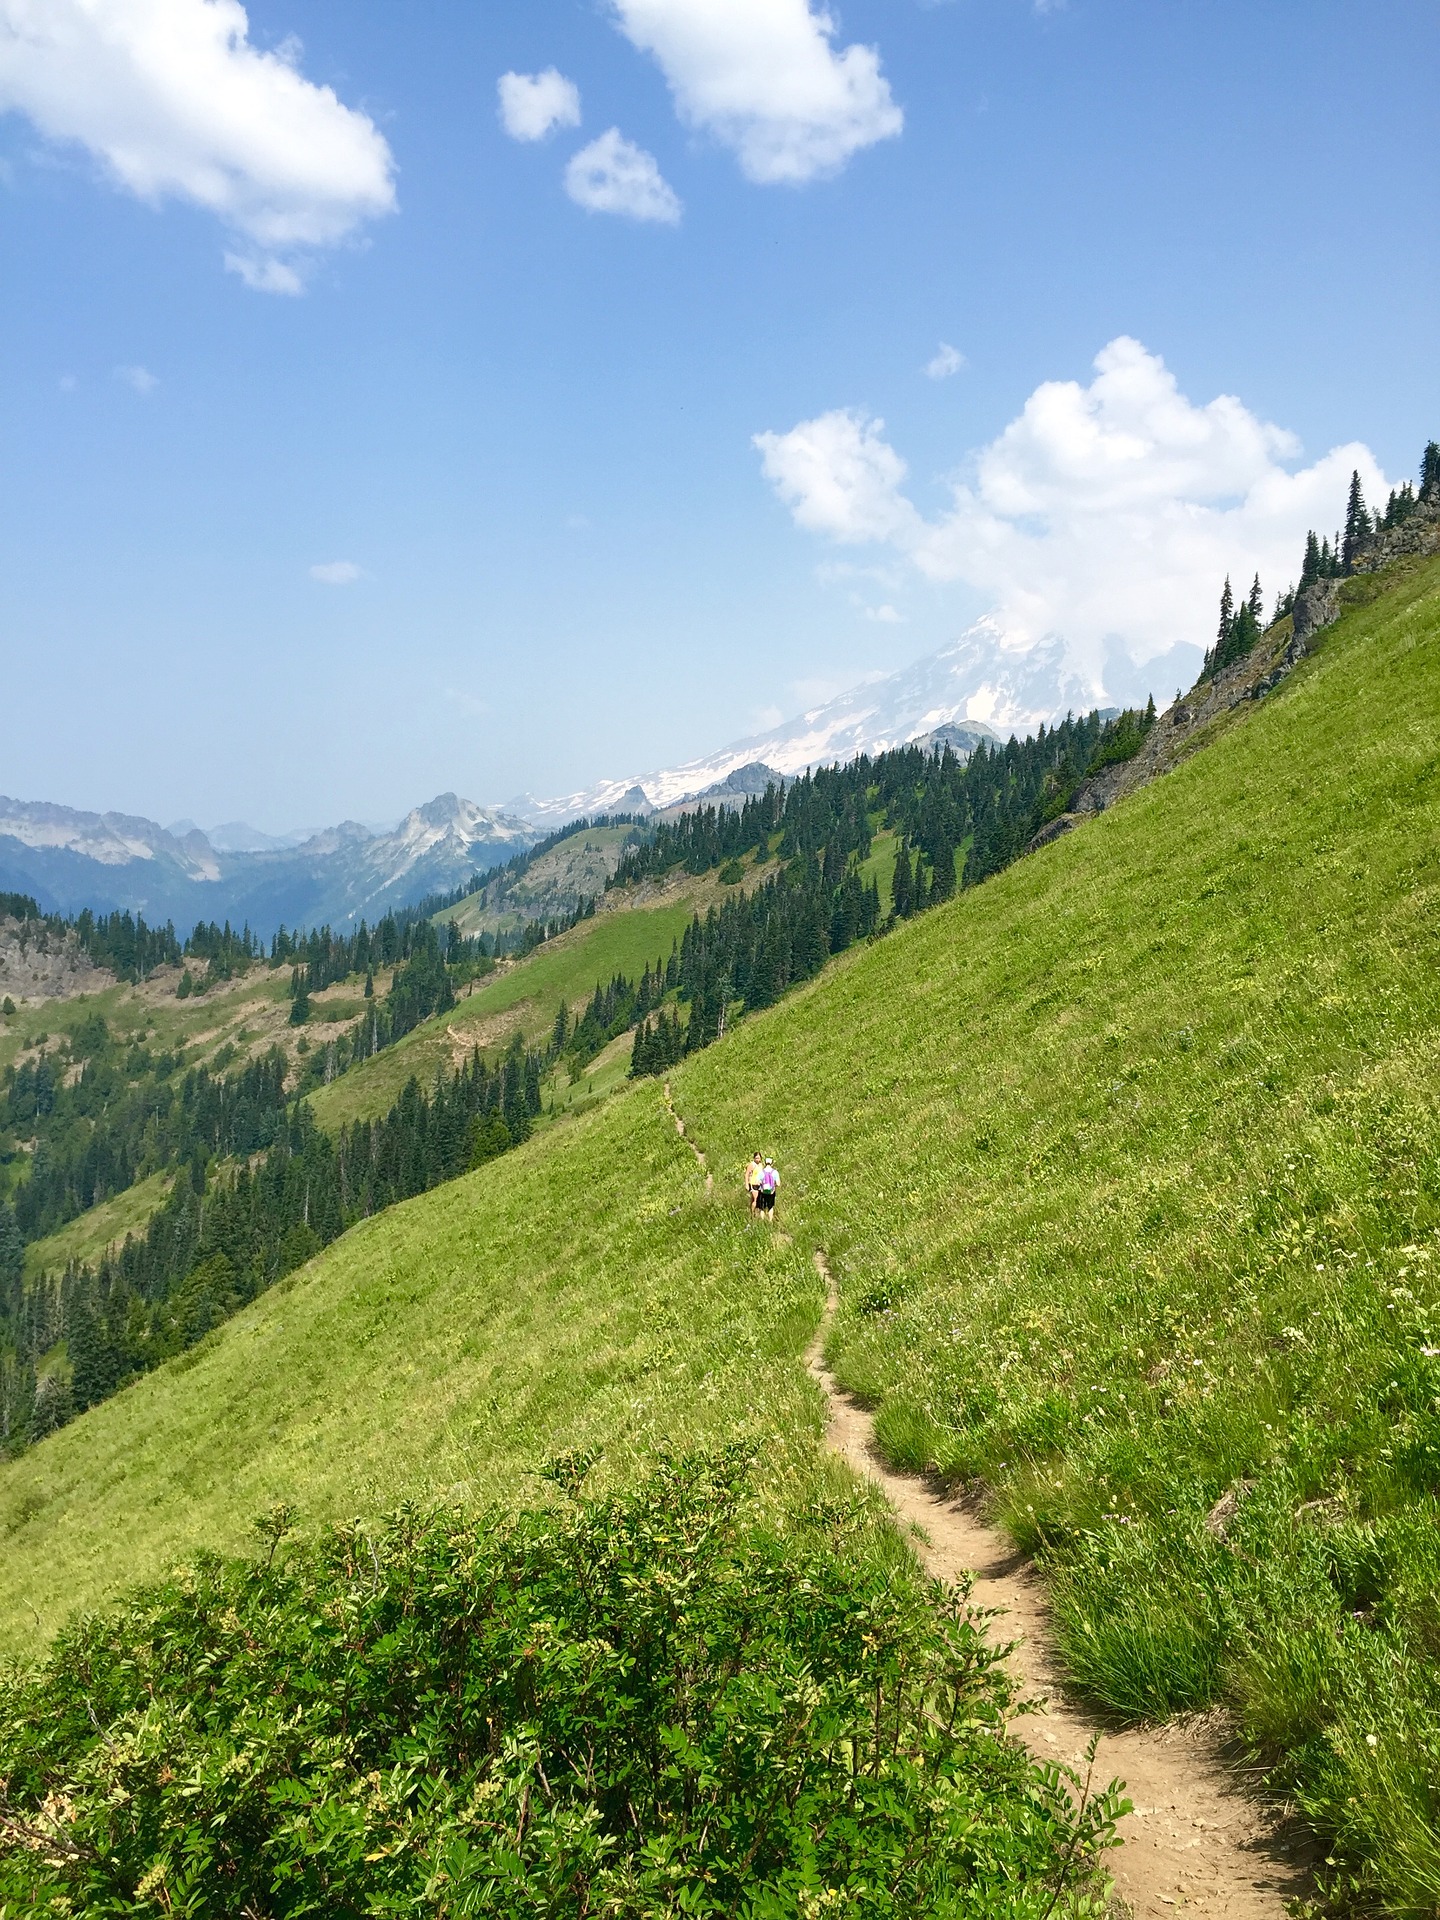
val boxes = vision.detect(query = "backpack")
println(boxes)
[760,1165,778,1194]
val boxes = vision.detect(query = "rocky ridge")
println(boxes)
[1030,498,1440,851]
[0,914,113,1004]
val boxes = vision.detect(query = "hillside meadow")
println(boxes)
[676,551,1440,1910]
[1,552,1437,1906]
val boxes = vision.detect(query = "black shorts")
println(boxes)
[757,1188,775,1212]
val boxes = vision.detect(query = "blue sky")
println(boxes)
[1,0,1436,830]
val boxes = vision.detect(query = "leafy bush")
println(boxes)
[0,1452,1122,1917]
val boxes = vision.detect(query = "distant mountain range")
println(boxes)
[0,794,540,936]
[3,624,1103,935]
[508,620,1085,827]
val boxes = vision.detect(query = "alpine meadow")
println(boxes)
[4,4,1440,1910]
[0,487,1437,1908]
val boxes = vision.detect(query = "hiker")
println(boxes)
[745,1151,764,1210]
[757,1157,780,1219]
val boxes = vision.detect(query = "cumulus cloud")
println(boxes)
[756,337,1389,698]
[925,342,965,380]
[115,363,158,393]
[497,68,581,142]
[565,129,681,223]
[310,559,363,585]
[0,0,396,288]
[609,0,901,184]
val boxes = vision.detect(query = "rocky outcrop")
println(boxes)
[1353,494,1440,572]
[0,916,112,1003]
[1024,501,1438,861]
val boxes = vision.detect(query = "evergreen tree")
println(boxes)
[1216,575,1234,652]
[1300,531,1322,590]
[1246,575,1264,629]
[1342,470,1373,572]
[1421,440,1440,502]
[0,1204,21,1297]
[930,834,956,904]
[891,840,913,920]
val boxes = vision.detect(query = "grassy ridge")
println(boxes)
[0,1084,819,1646]
[674,553,1440,1908]
[3,553,1437,1903]
[20,1172,174,1282]
[308,893,702,1128]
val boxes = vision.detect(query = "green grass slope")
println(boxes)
[308,891,702,1128]
[0,1086,816,1648]
[676,553,1440,1909]
[3,553,1437,1905]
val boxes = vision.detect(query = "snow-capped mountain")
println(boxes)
[0,793,541,934]
[512,620,1090,828]
[0,796,223,881]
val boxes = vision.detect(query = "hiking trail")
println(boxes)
[663,1092,1313,1915]
[663,1083,713,1193]
[806,1249,1315,1920]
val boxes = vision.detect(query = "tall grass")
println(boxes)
[3,553,1437,1907]
[674,552,1440,1911]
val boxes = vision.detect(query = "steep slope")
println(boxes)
[3,551,1437,1904]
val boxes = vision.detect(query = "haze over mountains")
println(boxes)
[507,620,1059,827]
[0,794,538,936]
[1,625,1096,933]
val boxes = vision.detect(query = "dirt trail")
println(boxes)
[663,1083,713,1193]
[660,1095,1312,1913]
[806,1251,1314,1919]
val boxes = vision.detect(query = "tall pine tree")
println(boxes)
[1342,470,1372,572]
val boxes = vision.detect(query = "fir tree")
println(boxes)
[1342,470,1372,572]
[1300,530,1321,590]
[1421,440,1440,502]
[891,840,913,920]
[930,835,956,903]
[1216,575,1234,652]
[1246,575,1264,630]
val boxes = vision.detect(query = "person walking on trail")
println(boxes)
[745,1151,764,1211]
[757,1157,780,1219]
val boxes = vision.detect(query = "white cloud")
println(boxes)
[866,603,904,623]
[756,337,1389,698]
[310,559,363,585]
[0,0,396,288]
[565,129,680,223]
[498,68,581,143]
[58,372,78,392]
[925,342,965,380]
[609,0,901,184]
[755,408,918,543]
[115,363,158,393]
[224,249,302,294]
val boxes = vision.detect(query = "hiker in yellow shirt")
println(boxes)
[744,1151,764,1211]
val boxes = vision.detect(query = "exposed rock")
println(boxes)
[1353,493,1440,572]
[1027,815,1077,851]
[1205,1480,1255,1540]
[0,915,113,1003]
[1290,578,1343,655]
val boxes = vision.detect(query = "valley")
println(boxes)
[3,493,1439,1913]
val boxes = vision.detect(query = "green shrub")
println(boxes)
[0,1452,1123,1917]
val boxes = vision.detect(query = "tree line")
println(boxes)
[0,1030,553,1449]
[1201,438,1439,684]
